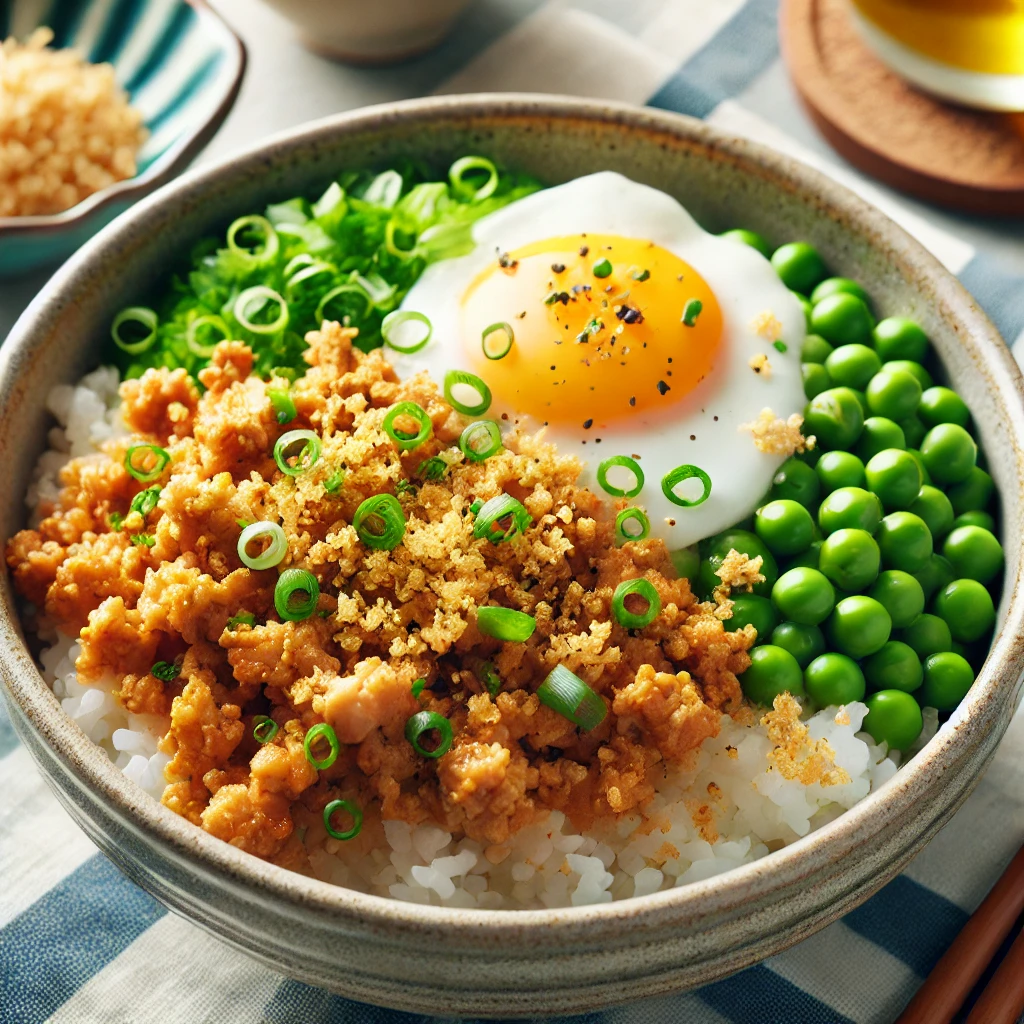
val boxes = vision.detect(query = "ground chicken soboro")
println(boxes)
[7,322,755,870]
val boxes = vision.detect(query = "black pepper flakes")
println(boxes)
[583,419,593,430]
[629,396,636,407]
[615,305,644,325]
[579,245,589,257]
[497,250,518,273]
[551,262,566,273]
[657,380,670,395]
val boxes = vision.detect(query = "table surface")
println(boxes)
[1,1,1023,1022]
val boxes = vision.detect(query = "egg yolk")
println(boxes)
[460,234,723,428]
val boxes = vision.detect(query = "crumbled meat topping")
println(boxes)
[761,693,851,787]
[741,408,816,456]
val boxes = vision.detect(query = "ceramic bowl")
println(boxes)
[0,0,245,278]
[2,95,1023,1018]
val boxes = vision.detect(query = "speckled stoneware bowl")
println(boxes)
[1,96,1023,1018]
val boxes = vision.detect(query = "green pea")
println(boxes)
[724,593,779,642]
[802,334,834,364]
[913,554,956,602]
[754,499,815,557]
[771,242,827,294]
[720,228,772,258]
[873,317,929,363]
[827,595,892,658]
[855,417,906,462]
[877,511,933,573]
[908,485,954,540]
[825,344,882,391]
[810,277,871,308]
[816,451,865,494]
[905,448,932,486]
[770,457,821,508]
[802,362,832,399]
[669,546,701,583]
[899,613,952,658]
[863,690,923,751]
[866,368,922,421]
[771,621,826,668]
[933,579,995,643]
[705,529,779,596]
[865,449,923,510]
[811,293,874,346]
[918,386,970,429]
[785,540,823,572]
[920,423,977,485]
[884,360,933,390]
[900,417,927,449]
[868,569,925,628]
[818,486,883,535]
[864,641,923,693]
[772,567,836,626]
[804,387,865,451]
[942,526,1003,585]
[946,466,994,516]
[741,644,805,706]
[919,652,974,711]
[819,528,881,592]
[951,510,995,533]
[804,652,866,707]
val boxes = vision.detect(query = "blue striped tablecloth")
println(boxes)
[2,1,1023,1021]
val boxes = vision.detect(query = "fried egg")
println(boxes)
[389,172,806,549]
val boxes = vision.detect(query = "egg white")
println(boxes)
[389,172,806,551]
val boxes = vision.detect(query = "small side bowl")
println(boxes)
[0,0,245,278]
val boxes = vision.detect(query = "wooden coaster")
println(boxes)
[780,0,1024,215]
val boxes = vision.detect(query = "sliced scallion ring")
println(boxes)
[226,214,280,266]
[323,798,363,840]
[615,507,650,544]
[314,283,372,326]
[472,493,532,543]
[237,522,288,571]
[444,370,491,416]
[353,494,406,550]
[235,286,289,335]
[597,455,645,498]
[384,220,421,261]
[411,677,427,699]
[363,169,404,208]
[479,661,502,696]
[253,716,279,744]
[612,578,662,629]
[459,420,502,462]
[449,156,499,202]
[417,456,448,481]
[284,260,335,300]
[274,429,321,476]
[274,567,320,621]
[405,710,454,759]
[267,387,297,424]
[381,310,432,354]
[382,401,432,451]
[129,485,161,518]
[476,606,536,642]
[186,314,231,357]
[662,464,712,507]
[124,444,170,483]
[111,307,158,354]
[481,322,514,360]
[304,722,339,770]
[150,660,180,682]
[537,664,607,731]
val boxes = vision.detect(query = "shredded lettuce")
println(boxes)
[114,158,541,380]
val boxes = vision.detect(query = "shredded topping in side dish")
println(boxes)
[751,310,783,342]
[741,408,815,456]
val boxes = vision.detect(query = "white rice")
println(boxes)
[28,368,942,910]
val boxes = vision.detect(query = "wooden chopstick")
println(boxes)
[896,844,1024,1024]
[965,924,1024,1024]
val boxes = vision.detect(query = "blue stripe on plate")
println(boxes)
[842,876,968,977]
[0,854,166,1024]
[958,254,1024,346]
[696,963,855,1023]
[88,0,146,65]
[0,700,18,759]
[122,2,195,95]
[45,0,88,47]
[647,0,780,119]
[262,980,426,1023]
[143,51,221,136]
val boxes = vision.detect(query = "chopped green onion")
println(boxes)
[449,156,499,202]
[226,214,280,266]
[417,456,448,481]
[274,429,321,476]
[384,220,421,261]
[381,310,432,354]
[395,479,417,496]
[150,661,180,682]
[274,568,320,621]
[304,722,339,770]
[323,798,363,840]
[682,299,703,327]
[235,286,289,335]
[253,716,278,744]
[662,464,712,507]
[444,370,492,417]
[597,456,644,498]
[481,322,514,360]
[479,661,502,696]
[773,340,788,353]
[108,512,125,531]
[615,507,651,543]
[315,283,372,326]
[226,612,256,630]
[284,260,335,301]
[460,421,502,462]
[129,485,162,518]
[130,533,155,547]
[124,444,170,483]
[612,578,662,629]
[382,401,433,452]
[268,387,297,424]
[186,314,231,357]
[237,521,288,571]
[631,268,651,282]
[405,710,454,759]
[363,169,403,208]
[472,493,532,543]
[324,468,345,495]
[476,606,536,642]
[469,499,483,516]
[411,677,426,699]
[592,258,613,279]
[111,307,158,355]
[537,664,607,731]
[353,494,406,550]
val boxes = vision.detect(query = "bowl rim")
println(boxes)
[0,0,246,238]
[3,92,1024,940]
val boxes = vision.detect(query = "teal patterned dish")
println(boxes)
[0,0,245,277]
